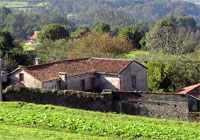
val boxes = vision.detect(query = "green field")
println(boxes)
[0,1,47,8]
[125,50,149,59]
[0,102,200,140]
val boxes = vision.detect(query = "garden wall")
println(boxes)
[3,86,113,112]
[3,86,200,121]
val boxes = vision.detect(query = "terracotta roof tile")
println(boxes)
[171,83,200,95]
[22,57,139,82]
[30,34,37,40]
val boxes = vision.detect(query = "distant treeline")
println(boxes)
[1,0,200,25]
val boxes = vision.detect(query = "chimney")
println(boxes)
[35,58,39,65]
[59,72,67,82]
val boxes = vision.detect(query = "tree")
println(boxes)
[145,19,176,53]
[0,29,14,56]
[181,40,198,54]
[71,26,91,39]
[35,39,73,63]
[119,25,143,49]
[68,32,132,59]
[0,30,33,70]
[0,6,11,22]
[145,14,200,54]
[38,24,69,42]
[94,23,111,33]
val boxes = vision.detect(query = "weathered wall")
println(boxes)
[43,80,60,90]
[67,73,121,91]
[188,86,200,98]
[120,62,147,91]
[67,73,95,91]
[10,70,42,88]
[113,91,200,121]
[96,74,120,91]
[3,86,113,112]
[3,86,200,121]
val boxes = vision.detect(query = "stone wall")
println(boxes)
[3,86,200,121]
[113,91,200,121]
[3,86,113,112]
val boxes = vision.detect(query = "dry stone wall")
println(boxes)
[3,86,113,112]
[3,86,200,121]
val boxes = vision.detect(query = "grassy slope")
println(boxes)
[0,102,200,140]
[125,50,149,59]
[0,124,113,140]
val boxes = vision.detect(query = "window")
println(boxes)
[132,75,136,89]
[19,73,24,81]
[81,79,85,91]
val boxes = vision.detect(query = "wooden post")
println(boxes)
[0,59,2,101]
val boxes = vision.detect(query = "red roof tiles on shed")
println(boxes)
[171,83,200,95]
[30,34,37,40]
[22,57,142,82]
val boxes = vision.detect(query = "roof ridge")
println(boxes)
[172,83,200,94]
[23,57,91,69]
[90,57,133,61]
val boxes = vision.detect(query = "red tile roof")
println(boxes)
[171,83,200,95]
[30,34,37,40]
[21,57,144,82]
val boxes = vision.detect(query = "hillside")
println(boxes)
[0,102,200,140]
[0,0,200,25]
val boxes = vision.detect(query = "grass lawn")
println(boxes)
[0,102,200,140]
[125,50,149,59]
[0,124,114,140]
[22,44,36,51]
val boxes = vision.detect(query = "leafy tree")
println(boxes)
[38,24,69,42]
[94,23,111,33]
[145,14,200,54]
[195,44,200,52]
[68,32,132,59]
[145,19,176,53]
[119,25,144,49]
[0,30,33,70]
[135,52,200,92]
[0,29,14,56]
[71,26,91,39]
[182,40,198,54]
[0,6,11,28]
[35,39,73,63]
[147,61,171,92]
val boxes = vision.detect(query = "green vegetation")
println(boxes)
[0,102,200,140]
[0,124,114,140]
[0,1,46,8]
[125,50,149,59]
[1,0,200,25]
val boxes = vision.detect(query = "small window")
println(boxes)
[19,73,24,81]
[132,75,136,89]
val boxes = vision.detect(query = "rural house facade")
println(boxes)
[9,57,147,92]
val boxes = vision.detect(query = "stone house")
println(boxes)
[171,83,200,98]
[9,57,147,92]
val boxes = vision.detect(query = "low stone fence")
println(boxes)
[3,86,200,122]
[3,86,113,112]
